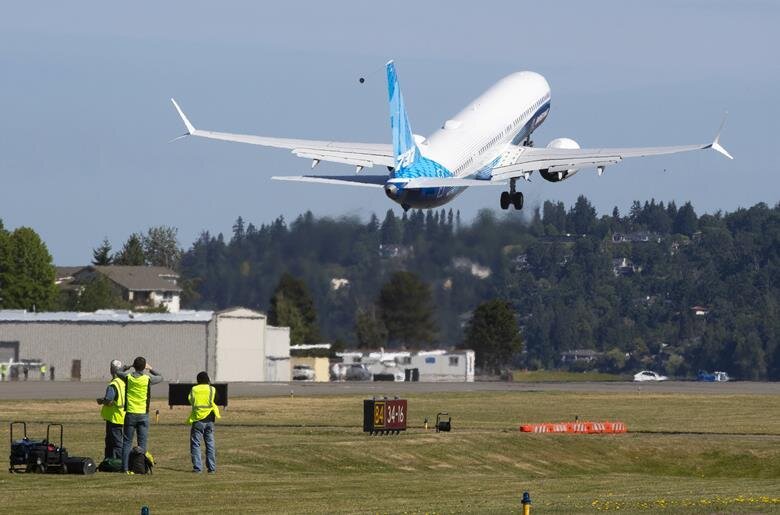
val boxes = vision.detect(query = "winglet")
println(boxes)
[171,98,195,135]
[707,112,733,160]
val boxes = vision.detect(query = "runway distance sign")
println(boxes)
[363,399,407,435]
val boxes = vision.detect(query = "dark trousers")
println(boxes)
[104,421,123,460]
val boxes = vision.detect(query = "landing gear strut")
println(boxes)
[500,178,524,210]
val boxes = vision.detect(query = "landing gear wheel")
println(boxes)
[500,191,510,210]
[512,191,524,210]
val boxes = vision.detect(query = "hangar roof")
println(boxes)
[0,309,214,323]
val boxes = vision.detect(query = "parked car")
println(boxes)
[697,370,730,382]
[633,370,668,382]
[292,364,315,381]
[345,364,372,381]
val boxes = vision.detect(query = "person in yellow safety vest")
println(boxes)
[39,364,47,380]
[0,363,7,381]
[188,371,221,473]
[96,360,126,459]
[116,356,163,474]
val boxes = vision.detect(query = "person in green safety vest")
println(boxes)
[188,371,221,473]
[0,362,7,382]
[39,364,47,380]
[116,356,163,474]
[96,359,126,459]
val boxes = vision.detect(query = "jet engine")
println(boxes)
[540,137,580,182]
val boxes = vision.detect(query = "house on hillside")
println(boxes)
[378,244,413,259]
[560,349,602,364]
[66,266,182,312]
[612,257,641,277]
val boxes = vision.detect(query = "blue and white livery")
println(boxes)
[171,61,732,211]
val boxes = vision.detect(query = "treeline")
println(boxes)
[179,198,780,380]
[2,196,779,379]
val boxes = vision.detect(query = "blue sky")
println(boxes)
[0,1,777,264]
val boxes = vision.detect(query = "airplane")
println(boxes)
[170,60,732,212]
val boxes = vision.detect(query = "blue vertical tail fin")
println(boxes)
[386,60,419,172]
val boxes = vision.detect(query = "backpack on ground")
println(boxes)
[129,447,154,474]
[97,457,123,472]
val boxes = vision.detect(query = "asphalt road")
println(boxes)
[0,379,777,400]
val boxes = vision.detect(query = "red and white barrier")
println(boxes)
[519,421,627,434]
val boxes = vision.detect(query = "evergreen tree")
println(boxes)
[674,202,698,236]
[113,233,146,266]
[269,273,319,344]
[542,200,566,234]
[0,227,58,310]
[272,293,308,345]
[69,276,129,311]
[143,226,182,269]
[354,308,388,349]
[231,216,245,243]
[367,213,379,233]
[465,300,522,373]
[377,271,437,347]
[380,209,402,244]
[92,238,113,266]
[568,195,597,235]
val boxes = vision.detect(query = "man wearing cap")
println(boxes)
[117,356,163,473]
[188,371,221,473]
[96,360,126,459]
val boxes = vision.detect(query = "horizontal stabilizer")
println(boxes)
[271,175,387,188]
[400,178,506,189]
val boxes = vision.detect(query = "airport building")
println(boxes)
[0,307,290,382]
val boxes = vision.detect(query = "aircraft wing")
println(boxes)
[491,121,732,182]
[171,99,394,169]
[400,178,507,189]
[271,175,388,188]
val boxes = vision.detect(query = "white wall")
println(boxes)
[215,308,266,382]
[149,291,181,313]
[410,351,475,382]
[265,326,291,381]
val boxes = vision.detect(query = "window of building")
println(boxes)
[449,356,459,366]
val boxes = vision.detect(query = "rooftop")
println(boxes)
[0,309,213,324]
[88,266,182,292]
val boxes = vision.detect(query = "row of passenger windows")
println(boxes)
[476,94,548,157]
[456,92,550,172]
[455,157,474,174]
[509,93,550,132]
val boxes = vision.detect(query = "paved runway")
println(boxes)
[0,379,777,400]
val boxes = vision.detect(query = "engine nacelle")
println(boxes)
[540,138,580,182]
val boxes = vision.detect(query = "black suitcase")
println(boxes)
[64,457,96,475]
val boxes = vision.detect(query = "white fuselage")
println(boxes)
[393,72,551,208]
[424,71,551,176]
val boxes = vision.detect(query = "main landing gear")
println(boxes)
[500,178,524,210]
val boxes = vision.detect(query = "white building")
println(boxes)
[0,307,289,382]
[61,266,183,313]
[411,350,475,382]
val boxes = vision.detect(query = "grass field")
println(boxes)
[1,389,779,513]
[511,370,625,382]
